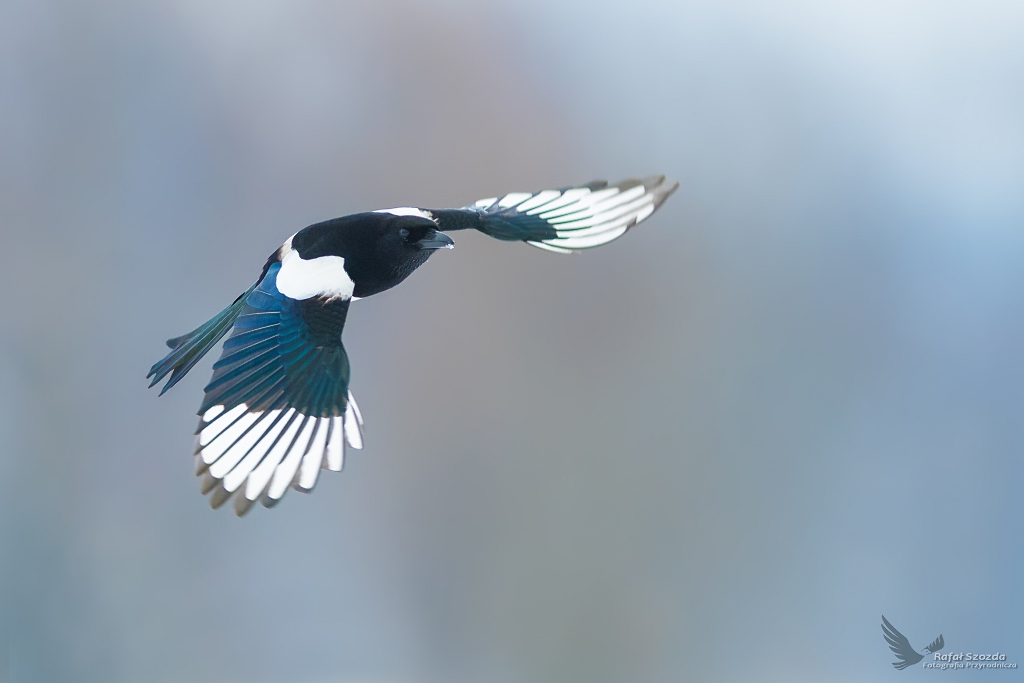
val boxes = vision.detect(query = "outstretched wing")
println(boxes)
[150,262,364,516]
[925,634,944,653]
[430,175,678,253]
[881,616,925,670]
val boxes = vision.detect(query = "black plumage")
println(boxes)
[149,176,678,514]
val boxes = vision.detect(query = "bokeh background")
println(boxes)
[3,1,1023,681]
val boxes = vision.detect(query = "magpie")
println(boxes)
[149,175,678,515]
[881,616,945,669]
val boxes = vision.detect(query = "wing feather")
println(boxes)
[431,176,678,252]
[158,262,364,515]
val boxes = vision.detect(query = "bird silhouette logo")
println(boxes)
[882,615,945,669]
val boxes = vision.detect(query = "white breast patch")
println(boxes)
[275,247,354,301]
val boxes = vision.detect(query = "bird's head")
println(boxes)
[376,214,455,258]
[370,211,454,285]
[284,209,454,299]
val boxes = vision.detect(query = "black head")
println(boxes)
[288,210,454,298]
[373,212,455,266]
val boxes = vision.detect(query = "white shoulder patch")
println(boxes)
[373,207,436,222]
[275,246,355,301]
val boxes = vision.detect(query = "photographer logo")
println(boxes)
[881,616,1016,671]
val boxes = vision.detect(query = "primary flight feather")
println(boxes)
[149,175,678,515]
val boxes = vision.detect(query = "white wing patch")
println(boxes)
[497,192,533,208]
[195,394,365,516]
[474,176,678,252]
[276,246,355,301]
[373,207,437,222]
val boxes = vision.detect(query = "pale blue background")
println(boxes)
[3,1,1023,681]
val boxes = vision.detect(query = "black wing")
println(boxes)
[881,615,925,670]
[149,261,364,515]
[431,175,678,253]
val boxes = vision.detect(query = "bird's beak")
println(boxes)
[415,229,455,250]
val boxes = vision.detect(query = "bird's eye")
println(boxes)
[398,228,410,239]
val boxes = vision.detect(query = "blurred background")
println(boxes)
[3,1,1023,681]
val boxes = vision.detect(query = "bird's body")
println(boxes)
[149,176,678,515]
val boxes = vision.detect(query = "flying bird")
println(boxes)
[881,615,944,669]
[148,176,678,515]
